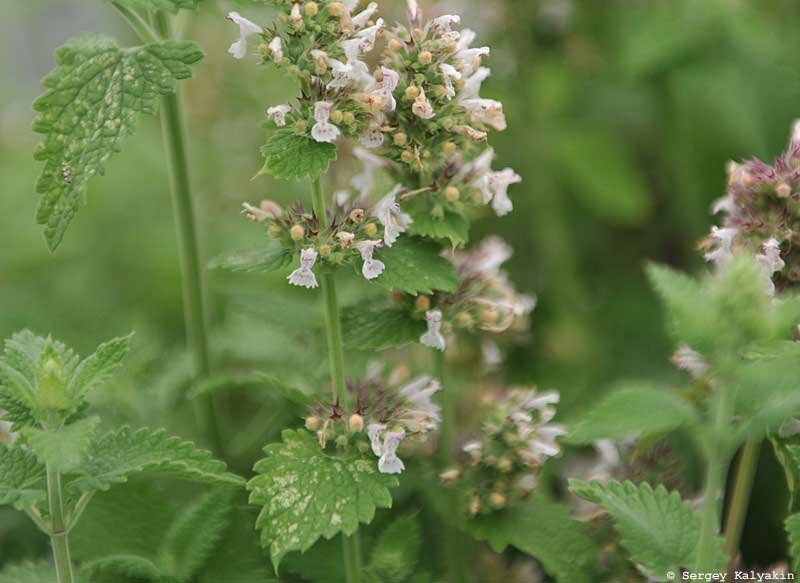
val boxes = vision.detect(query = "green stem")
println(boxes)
[695,386,734,571]
[111,2,160,43]
[309,175,360,582]
[723,437,762,559]
[46,464,74,583]
[153,12,222,454]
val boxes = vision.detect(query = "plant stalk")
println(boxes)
[723,437,762,559]
[46,464,75,583]
[310,175,361,581]
[153,11,222,454]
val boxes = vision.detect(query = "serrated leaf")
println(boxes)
[372,237,458,296]
[67,427,244,493]
[569,479,727,578]
[786,513,800,572]
[259,130,337,180]
[66,333,132,402]
[0,562,57,583]
[159,489,234,581]
[33,35,203,250]
[107,0,200,13]
[187,372,312,413]
[210,244,294,274]
[0,445,46,510]
[248,429,398,568]
[23,416,100,473]
[0,394,36,430]
[366,514,421,583]
[82,555,163,583]
[567,382,700,444]
[468,494,596,583]
[341,303,425,351]
[407,206,469,247]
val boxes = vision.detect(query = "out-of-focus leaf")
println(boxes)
[0,445,46,510]
[23,416,100,473]
[341,303,425,351]
[209,244,294,274]
[0,562,57,583]
[365,514,422,583]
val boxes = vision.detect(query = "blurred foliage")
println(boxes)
[3,0,800,574]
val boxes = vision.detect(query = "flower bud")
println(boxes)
[401,150,415,163]
[433,85,447,98]
[319,244,332,257]
[336,434,349,447]
[415,295,431,311]
[327,2,344,17]
[489,492,507,509]
[350,208,365,223]
[294,120,307,132]
[390,290,405,303]
[393,132,408,146]
[304,1,318,16]
[290,224,305,240]
[431,204,444,218]
[364,223,378,236]
[287,65,301,77]
[330,110,343,124]
[469,495,481,515]
[443,141,457,156]
[388,38,403,51]
[418,50,433,64]
[343,111,355,124]
[259,43,269,56]
[497,457,513,473]
[777,183,792,198]
[305,415,321,431]
[268,225,282,238]
[444,186,460,202]
[349,414,364,432]
[405,86,420,100]
[480,308,499,325]
[456,311,472,327]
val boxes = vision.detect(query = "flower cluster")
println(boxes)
[389,236,535,352]
[241,184,412,287]
[440,387,566,514]
[702,121,800,295]
[304,368,441,474]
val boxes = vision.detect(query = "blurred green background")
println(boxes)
[3,0,800,571]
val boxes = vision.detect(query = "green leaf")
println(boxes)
[468,494,596,583]
[341,303,425,351]
[552,126,651,225]
[209,244,294,274]
[567,382,700,444]
[786,513,800,572]
[0,562,57,583]
[23,417,100,473]
[569,479,726,577]
[365,514,422,583]
[158,489,234,581]
[66,333,132,402]
[82,555,163,583]
[407,206,469,247]
[0,394,37,430]
[33,36,203,250]
[188,372,312,411]
[0,445,46,510]
[106,0,201,13]
[67,427,244,493]
[372,237,458,296]
[248,429,397,568]
[259,130,337,180]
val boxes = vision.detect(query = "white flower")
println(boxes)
[454,31,490,75]
[407,0,420,22]
[266,104,291,127]
[367,423,387,456]
[376,67,400,111]
[460,98,507,131]
[463,440,482,461]
[420,309,446,351]
[337,231,355,247]
[523,424,567,462]
[482,339,503,370]
[352,147,384,197]
[372,185,412,246]
[463,235,512,275]
[671,344,709,379]
[412,87,435,119]
[704,226,738,266]
[460,67,491,100]
[265,37,282,62]
[439,63,462,100]
[356,240,385,280]
[378,429,406,474]
[352,2,379,28]
[398,376,442,432]
[756,237,785,296]
[710,194,735,216]
[241,202,269,222]
[226,12,262,60]
[359,125,385,149]
[327,59,356,90]
[311,101,341,143]
[488,168,521,216]
[287,248,319,289]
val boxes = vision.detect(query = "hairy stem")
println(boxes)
[46,464,74,583]
[153,12,222,454]
[310,175,361,581]
[723,437,762,560]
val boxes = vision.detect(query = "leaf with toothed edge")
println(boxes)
[0,445,46,510]
[259,130,337,180]
[371,237,459,296]
[209,244,294,274]
[248,429,397,569]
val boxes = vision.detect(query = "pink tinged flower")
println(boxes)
[373,185,412,246]
[266,104,291,127]
[439,63,462,100]
[470,235,512,274]
[420,309,446,351]
[356,240,385,280]
[287,248,319,289]
[241,202,272,222]
[407,0,420,22]
[268,36,283,61]
[431,14,461,41]
[359,126,384,149]
[352,2,379,28]
[461,98,507,131]
[488,168,521,216]
[378,429,406,474]
[704,226,738,266]
[398,376,442,432]
[671,344,709,379]
[367,423,387,456]
[412,87,435,120]
[311,101,341,143]
[378,66,400,111]
[328,58,355,89]
[352,147,384,196]
[226,12,262,60]
[756,238,785,296]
